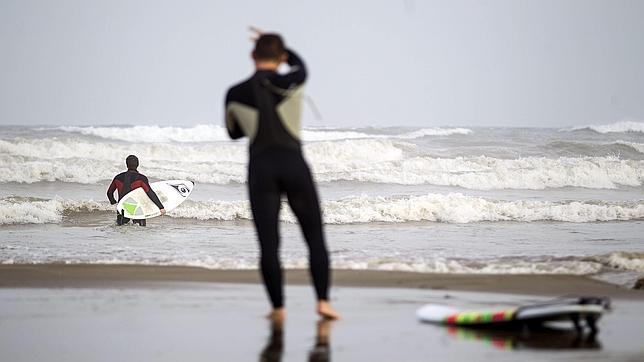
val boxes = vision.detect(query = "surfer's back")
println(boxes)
[225,48,307,157]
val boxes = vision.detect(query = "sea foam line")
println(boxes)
[2,194,643,225]
[55,125,472,143]
[2,252,642,275]
[568,121,644,134]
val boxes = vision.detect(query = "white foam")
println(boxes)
[59,125,232,143]
[395,127,472,138]
[302,127,472,140]
[56,125,473,143]
[2,138,643,189]
[595,252,644,272]
[328,257,604,275]
[169,200,252,221]
[0,137,248,184]
[0,197,111,225]
[300,129,381,141]
[0,197,62,224]
[6,194,641,225]
[2,256,608,275]
[156,257,603,275]
[321,194,644,224]
[310,154,644,190]
[570,121,644,134]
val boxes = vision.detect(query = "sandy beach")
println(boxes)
[1,264,643,361]
[1,264,642,298]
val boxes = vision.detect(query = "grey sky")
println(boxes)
[1,0,643,128]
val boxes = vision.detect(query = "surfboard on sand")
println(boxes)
[116,180,194,219]
[417,297,610,334]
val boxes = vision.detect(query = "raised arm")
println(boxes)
[270,48,307,90]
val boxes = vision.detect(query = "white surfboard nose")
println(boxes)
[165,180,194,197]
[417,305,459,322]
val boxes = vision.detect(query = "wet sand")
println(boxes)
[1,264,641,298]
[1,264,643,361]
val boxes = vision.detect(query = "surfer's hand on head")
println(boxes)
[159,208,166,216]
[249,26,264,41]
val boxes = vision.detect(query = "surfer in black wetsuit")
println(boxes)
[107,155,165,226]
[225,28,340,322]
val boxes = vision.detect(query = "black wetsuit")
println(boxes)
[225,49,329,308]
[107,170,164,226]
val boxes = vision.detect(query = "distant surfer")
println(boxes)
[224,28,340,322]
[107,155,165,226]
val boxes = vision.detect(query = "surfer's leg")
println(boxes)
[249,157,284,310]
[285,158,328,300]
[116,213,130,225]
[286,186,329,302]
[284,156,338,319]
[252,191,282,309]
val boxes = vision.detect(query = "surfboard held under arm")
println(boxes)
[117,180,194,219]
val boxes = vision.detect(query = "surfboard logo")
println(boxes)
[169,182,192,197]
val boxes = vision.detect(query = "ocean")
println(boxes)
[1,122,643,287]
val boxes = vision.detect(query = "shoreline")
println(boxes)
[1,264,641,299]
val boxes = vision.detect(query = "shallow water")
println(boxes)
[1,123,643,285]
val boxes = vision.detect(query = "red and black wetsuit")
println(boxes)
[107,170,164,225]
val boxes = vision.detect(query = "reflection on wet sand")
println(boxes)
[259,320,332,362]
[308,320,331,362]
[446,325,601,351]
[259,322,283,362]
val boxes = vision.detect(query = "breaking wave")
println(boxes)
[2,194,642,225]
[395,127,472,138]
[2,138,643,189]
[2,252,642,276]
[615,140,644,154]
[594,252,644,273]
[0,197,111,225]
[59,125,231,143]
[56,125,473,143]
[168,194,644,224]
[569,121,644,134]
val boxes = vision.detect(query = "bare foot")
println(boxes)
[266,308,285,324]
[317,300,340,320]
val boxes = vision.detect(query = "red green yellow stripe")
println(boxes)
[444,309,516,325]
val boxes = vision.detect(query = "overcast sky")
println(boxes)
[1,0,643,128]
